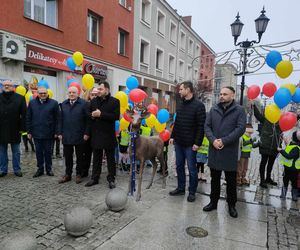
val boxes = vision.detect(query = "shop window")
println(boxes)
[24,0,57,28]
[87,12,102,44]
[118,29,128,56]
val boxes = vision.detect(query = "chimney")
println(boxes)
[182,16,192,27]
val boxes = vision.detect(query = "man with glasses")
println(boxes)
[27,86,59,178]
[0,80,26,177]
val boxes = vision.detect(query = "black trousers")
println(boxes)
[210,168,237,206]
[259,154,277,182]
[63,144,84,176]
[197,162,205,173]
[52,137,60,156]
[91,148,116,182]
[82,139,92,177]
[283,167,298,189]
[22,135,35,151]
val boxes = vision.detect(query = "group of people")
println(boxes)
[0,80,120,189]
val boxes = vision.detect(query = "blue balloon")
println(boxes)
[115,120,120,132]
[125,88,130,95]
[38,79,49,89]
[128,102,133,109]
[157,109,169,124]
[128,100,134,107]
[266,50,282,69]
[67,57,76,71]
[292,88,300,103]
[126,76,139,90]
[173,113,176,121]
[67,78,76,87]
[141,119,146,126]
[274,88,292,109]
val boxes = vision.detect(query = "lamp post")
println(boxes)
[230,7,270,106]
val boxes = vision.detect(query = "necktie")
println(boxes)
[70,101,74,106]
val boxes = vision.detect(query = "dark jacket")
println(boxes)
[205,101,246,171]
[87,94,120,149]
[253,105,281,156]
[26,97,59,139]
[59,98,88,145]
[0,92,26,144]
[171,96,206,147]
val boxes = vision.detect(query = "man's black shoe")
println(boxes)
[108,181,116,189]
[47,171,54,176]
[266,179,277,186]
[187,194,196,202]
[260,182,268,188]
[85,179,99,187]
[169,189,185,196]
[14,172,23,177]
[203,202,217,212]
[33,171,43,178]
[0,172,7,177]
[228,206,238,218]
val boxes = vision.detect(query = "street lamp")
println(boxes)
[230,7,270,105]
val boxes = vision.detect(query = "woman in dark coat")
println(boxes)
[253,104,281,188]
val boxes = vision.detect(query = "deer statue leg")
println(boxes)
[146,158,157,189]
[158,154,166,189]
[128,162,132,195]
[136,159,145,201]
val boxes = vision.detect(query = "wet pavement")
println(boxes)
[0,144,299,249]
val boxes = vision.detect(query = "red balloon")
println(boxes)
[147,104,158,116]
[279,112,297,132]
[69,82,81,95]
[129,89,148,103]
[67,75,76,81]
[159,129,170,142]
[247,85,261,100]
[262,82,277,97]
[123,111,132,122]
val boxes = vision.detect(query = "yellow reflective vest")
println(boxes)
[241,134,252,153]
[141,125,151,137]
[120,131,130,146]
[197,136,209,154]
[279,144,300,169]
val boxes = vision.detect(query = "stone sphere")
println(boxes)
[105,187,128,212]
[64,206,93,237]
[1,231,37,250]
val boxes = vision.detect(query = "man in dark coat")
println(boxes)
[85,82,120,189]
[203,86,246,218]
[253,104,281,188]
[169,81,206,202]
[0,81,26,177]
[58,86,89,184]
[27,87,59,178]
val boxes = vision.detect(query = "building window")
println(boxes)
[188,39,194,56]
[157,9,165,36]
[179,60,184,78]
[194,69,199,80]
[215,79,221,91]
[118,29,128,56]
[24,0,57,28]
[168,55,175,74]
[169,21,177,44]
[195,44,200,61]
[140,39,150,64]
[187,65,192,80]
[180,31,186,51]
[156,48,163,70]
[119,0,127,7]
[141,0,151,25]
[87,12,100,44]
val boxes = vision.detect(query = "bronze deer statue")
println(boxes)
[126,107,166,201]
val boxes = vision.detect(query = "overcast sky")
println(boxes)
[167,0,300,89]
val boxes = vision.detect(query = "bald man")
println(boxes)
[58,86,89,184]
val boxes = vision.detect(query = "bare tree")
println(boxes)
[194,79,213,102]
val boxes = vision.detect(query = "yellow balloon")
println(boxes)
[115,91,128,108]
[72,51,84,66]
[154,121,166,133]
[120,106,126,115]
[82,74,95,90]
[120,118,130,131]
[25,92,32,103]
[265,104,281,123]
[281,83,296,95]
[47,89,54,99]
[15,86,26,96]
[276,60,293,79]
[146,114,157,128]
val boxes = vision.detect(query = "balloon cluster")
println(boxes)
[247,82,298,131]
[266,50,293,79]
[67,51,84,71]
[114,76,171,142]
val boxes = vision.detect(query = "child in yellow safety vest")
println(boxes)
[118,129,130,171]
[196,136,209,182]
[237,124,259,186]
[277,131,300,201]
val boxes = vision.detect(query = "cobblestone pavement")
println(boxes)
[0,144,299,249]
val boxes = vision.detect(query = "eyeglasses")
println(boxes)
[38,92,47,95]
[90,94,98,96]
